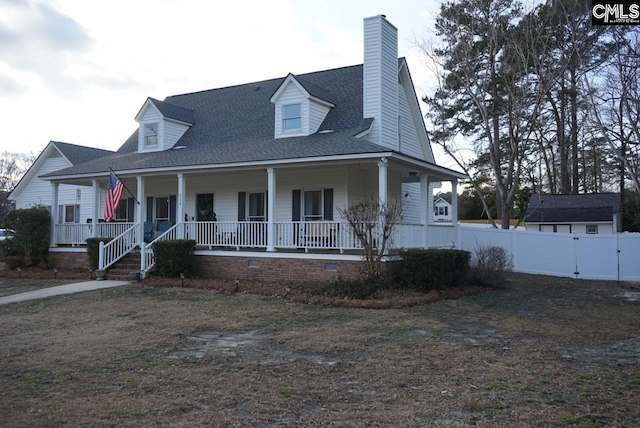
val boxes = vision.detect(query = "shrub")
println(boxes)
[312,275,384,300]
[85,237,113,270]
[3,206,50,266]
[153,240,196,277]
[398,249,470,291]
[468,245,513,286]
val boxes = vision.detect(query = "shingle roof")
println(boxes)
[43,63,403,178]
[148,98,195,124]
[52,141,113,164]
[525,194,621,223]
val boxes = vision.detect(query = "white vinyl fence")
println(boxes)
[458,225,640,281]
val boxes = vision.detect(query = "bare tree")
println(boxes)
[337,196,402,279]
[0,151,35,223]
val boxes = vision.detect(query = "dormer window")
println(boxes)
[144,123,158,146]
[283,104,301,131]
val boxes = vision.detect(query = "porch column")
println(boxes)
[137,176,145,245]
[50,182,58,247]
[451,180,458,225]
[266,167,276,252]
[177,173,186,239]
[91,179,99,237]
[420,175,430,248]
[378,158,388,205]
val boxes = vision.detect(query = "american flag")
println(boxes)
[104,171,124,222]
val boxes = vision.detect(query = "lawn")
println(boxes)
[0,273,638,427]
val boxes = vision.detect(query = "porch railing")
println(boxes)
[53,222,136,246]
[182,221,268,249]
[140,222,181,278]
[98,224,139,271]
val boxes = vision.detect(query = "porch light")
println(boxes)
[404,192,411,202]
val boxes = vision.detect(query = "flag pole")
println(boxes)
[109,167,140,205]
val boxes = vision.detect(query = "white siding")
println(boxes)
[274,82,308,138]
[402,182,421,224]
[398,80,424,160]
[137,106,164,152]
[14,154,93,223]
[363,15,398,150]
[163,120,190,148]
[309,100,331,133]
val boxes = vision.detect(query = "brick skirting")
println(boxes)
[194,255,365,283]
[49,251,88,270]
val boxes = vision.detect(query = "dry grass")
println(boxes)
[0,273,639,427]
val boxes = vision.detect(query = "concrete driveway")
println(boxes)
[0,280,131,305]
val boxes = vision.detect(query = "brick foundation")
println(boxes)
[194,255,366,283]
[49,251,88,270]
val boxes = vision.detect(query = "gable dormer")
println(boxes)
[134,98,194,152]
[270,74,335,139]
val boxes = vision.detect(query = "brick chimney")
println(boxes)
[363,15,398,150]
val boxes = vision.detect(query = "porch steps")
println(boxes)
[106,252,141,282]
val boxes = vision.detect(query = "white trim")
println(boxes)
[8,142,72,200]
[49,247,87,253]
[193,250,364,261]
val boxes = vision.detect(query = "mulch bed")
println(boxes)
[0,265,490,309]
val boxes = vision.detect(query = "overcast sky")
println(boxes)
[0,0,448,164]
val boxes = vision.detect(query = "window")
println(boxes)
[144,123,158,146]
[283,104,301,131]
[196,193,215,221]
[586,224,598,234]
[155,197,170,224]
[304,190,322,221]
[115,198,132,221]
[248,192,265,221]
[58,204,80,223]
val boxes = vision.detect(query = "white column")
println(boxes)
[267,168,276,252]
[91,179,99,237]
[50,182,59,247]
[177,173,186,239]
[451,181,458,225]
[378,158,388,205]
[420,175,430,248]
[137,176,145,245]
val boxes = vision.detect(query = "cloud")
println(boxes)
[0,0,96,96]
[0,72,27,97]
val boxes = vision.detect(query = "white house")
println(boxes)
[10,15,466,281]
[434,196,452,222]
[524,193,622,234]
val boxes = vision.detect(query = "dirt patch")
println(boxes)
[0,272,639,427]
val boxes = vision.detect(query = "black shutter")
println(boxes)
[169,195,177,224]
[127,198,135,222]
[323,188,333,221]
[238,192,246,221]
[58,205,63,223]
[292,190,301,221]
[146,197,153,222]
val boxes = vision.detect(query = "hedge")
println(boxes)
[397,249,470,291]
[153,240,196,277]
[85,237,113,270]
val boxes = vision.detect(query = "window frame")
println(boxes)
[196,193,215,221]
[586,224,598,234]
[282,104,302,132]
[247,192,266,222]
[155,196,170,224]
[303,190,323,221]
[144,123,159,147]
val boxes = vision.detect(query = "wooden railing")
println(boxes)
[53,222,135,246]
[98,224,139,271]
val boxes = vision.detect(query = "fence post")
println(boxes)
[511,228,518,272]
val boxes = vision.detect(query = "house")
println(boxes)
[9,141,113,224]
[10,15,466,281]
[524,193,622,234]
[434,195,452,222]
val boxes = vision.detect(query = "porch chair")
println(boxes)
[143,221,154,243]
[154,220,173,240]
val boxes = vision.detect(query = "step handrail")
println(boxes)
[98,224,139,271]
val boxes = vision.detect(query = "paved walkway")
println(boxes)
[0,280,131,305]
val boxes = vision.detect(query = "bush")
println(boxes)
[468,245,513,286]
[153,240,196,277]
[85,237,113,270]
[3,207,50,266]
[312,275,385,300]
[397,249,470,291]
